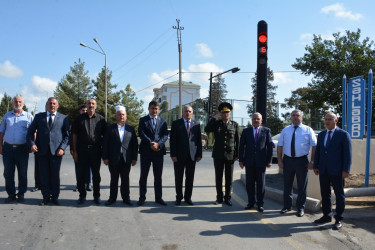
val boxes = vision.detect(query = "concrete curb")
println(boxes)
[240,173,321,212]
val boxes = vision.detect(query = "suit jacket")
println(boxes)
[138,115,168,155]
[170,118,202,161]
[239,126,273,168]
[26,112,70,156]
[314,127,352,176]
[102,123,138,166]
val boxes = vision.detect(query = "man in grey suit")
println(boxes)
[103,106,138,206]
[170,105,202,205]
[313,112,352,230]
[27,97,70,205]
[239,112,273,212]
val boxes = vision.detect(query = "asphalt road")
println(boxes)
[0,151,372,249]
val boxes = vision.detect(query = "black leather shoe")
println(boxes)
[123,199,133,206]
[51,199,60,205]
[40,199,49,206]
[138,199,145,206]
[185,199,194,205]
[5,196,16,203]
[215,199,223,205]
[155,199,167,206]
[297,209,305,217]
[224,199,232,206]
[333,220,342,230]
[17,196,25,203]
[93,197,101,205]
[105,199,115,206]
[175,200,181,206]
[257,206,264,212]
[280,208,291,214]
[31,187,40,192]
[244,204,254,210]
[314,216,332,224]
[77,197,86,204]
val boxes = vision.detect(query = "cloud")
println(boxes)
[233,102,241,111]
[273,72,292,84]
[321,3,362,21]
[300,33,313,40]
[195,43,213,58]
[0,61,23,78]
[31,76,58,94]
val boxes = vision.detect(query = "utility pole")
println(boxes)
[173,19,184,118]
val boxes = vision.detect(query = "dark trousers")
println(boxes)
[139,153,164,201]
[77,146,101,199]
[109,156,131,201]
[283,155,309,210]
[214,159,234,201]
[34,155,41,189]
[38,151,63,200]
[3,143,29,198]
[174,157,196,201]
[74,161,91,186]
[319,172,345,221]
[245,166,266,206]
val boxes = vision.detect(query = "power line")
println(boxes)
[135,73,178,94]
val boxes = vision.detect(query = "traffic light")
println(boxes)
[257,21,268,65]
[256,20,268,125]
[212,103,217,113]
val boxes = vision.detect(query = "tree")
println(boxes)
[292,29,375,128]
[210,75,227,115]
[54,59,92,124]
[92,67,120,124]
[247,67,283,134]
[120,84,144,132]
[159,101,169,114]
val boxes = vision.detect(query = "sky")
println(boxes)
[1,0,374,121]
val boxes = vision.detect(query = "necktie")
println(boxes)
[326,130,332,148]
[254,128,259,142]
[187,121,190,135]
[48,114,54,128]
[152,118,156,129]
[291,125,298,157]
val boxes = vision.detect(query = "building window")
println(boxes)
[163,88,167,92]
[158,98,161,103]
[162,96,167,101]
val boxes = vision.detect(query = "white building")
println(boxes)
[153,81,200,110]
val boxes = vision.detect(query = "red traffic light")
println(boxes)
[258,33,267,43]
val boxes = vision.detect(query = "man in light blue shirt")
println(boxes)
[0,95,33,203]
[277,109,316,217]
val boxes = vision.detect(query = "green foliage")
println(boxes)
[211,75,227,115]
[120,84,144,132]
[159,101,169,114]
[292,29,375,128]
[92,67,121,124]
[54,59,92,125]
[246,67,283,134]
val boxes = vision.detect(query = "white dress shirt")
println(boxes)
[118,124,125,152]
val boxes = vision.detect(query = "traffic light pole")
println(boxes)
[256,20,268,125]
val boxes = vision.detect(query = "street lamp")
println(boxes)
[208,67,240,115]
[80,38,108,121]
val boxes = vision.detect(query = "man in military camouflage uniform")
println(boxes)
[205,102,239,206]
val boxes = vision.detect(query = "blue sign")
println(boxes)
[347,76,366,139]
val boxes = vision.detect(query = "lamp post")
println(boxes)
[208,67,240,115]
[80,38,108,121]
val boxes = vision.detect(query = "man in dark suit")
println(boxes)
[103,106,138,206]
[239,112,273,212]
[27,97,70,205]
[138,100,169,206]
[313,112,352,230]
[170,105,202,206]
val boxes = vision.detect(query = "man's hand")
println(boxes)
[313,168,319,175]
[342,171,349,179]
[0,146,3,155]
[150,142,160,152]
[171,157,178,163]
[31,145,38,153]
[278,160,284,169]
[196,157,201,162]
[307,162,314,170]
[234,157,239,162]
[239,162,244,169]
[267,163,272,168]
[131,160,137,166]
[103,159,109,165]
[56,149,64,156]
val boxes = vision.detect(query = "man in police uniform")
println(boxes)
[205,102,239,206]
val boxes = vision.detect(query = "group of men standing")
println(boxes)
[0,96,352,230]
